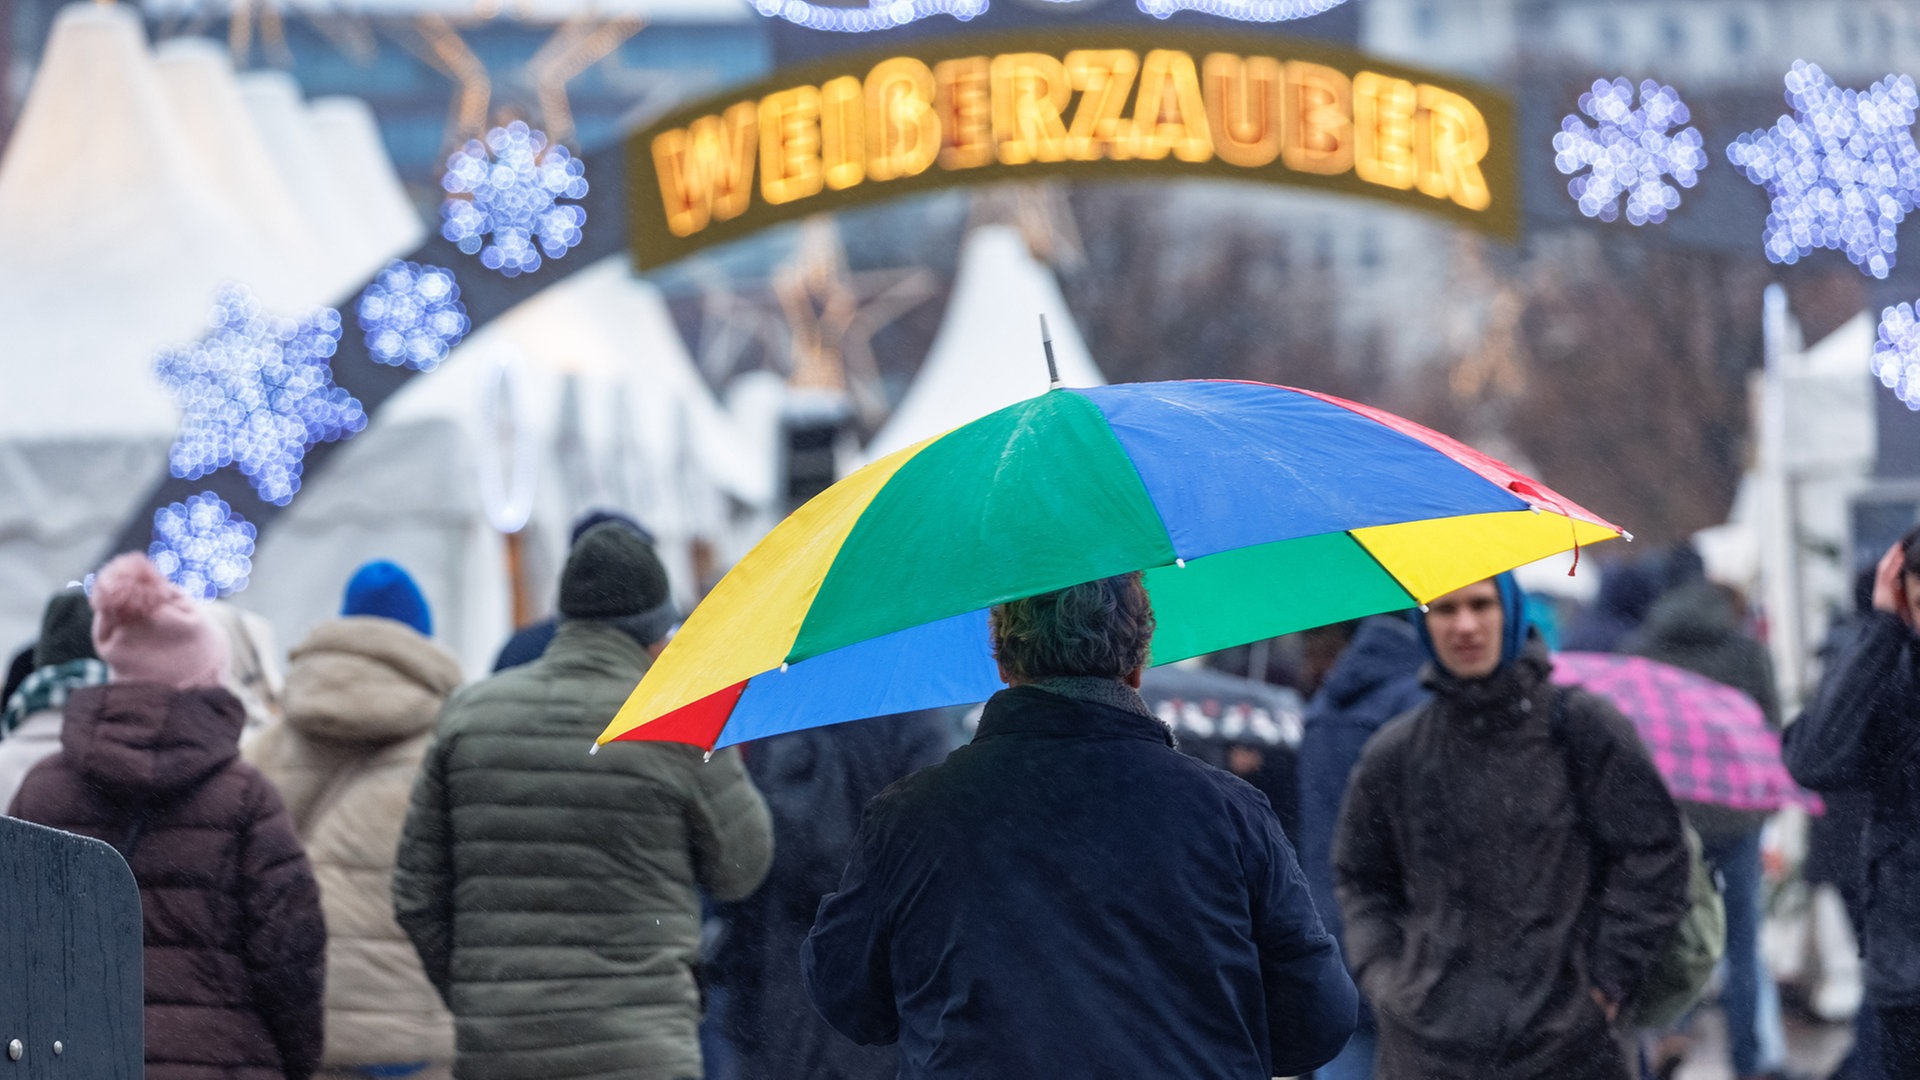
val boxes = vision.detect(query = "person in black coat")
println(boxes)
[1297,614,1429,1080]
[803,573,1357,1078]
[1784,530,1920,1080]
[1334,574,1690,1080]
[705,711,953,1080]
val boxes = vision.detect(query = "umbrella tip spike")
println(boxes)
[1622,530,1635,542]
[1418,603,1430,614]
[1039,313,1062,390]
[703,750,713,763]
[1176,557,1186,569]
[780,662,790,673]
[589,742,601,756]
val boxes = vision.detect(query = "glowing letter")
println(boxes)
[1417,84,1491,210]
[1282,61,1353,175]
[1130,49,1212,162]
[935,56,994,169]
[990,52,1071,165]
[1202,53,1282,168]
[1064,50,1140,161]
[651,101,757,238]
[1354,71,1418,189]
[760,86,823,205]
[820,76,865,190]
[866,57,941,181]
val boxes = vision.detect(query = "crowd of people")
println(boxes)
[2,512,1917,1080]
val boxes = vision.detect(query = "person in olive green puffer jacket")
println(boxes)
[393,523,774,1080]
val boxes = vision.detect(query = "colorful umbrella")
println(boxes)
[599,380,1624,752]
[1551,651,1821,813]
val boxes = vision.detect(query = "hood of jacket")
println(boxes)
[283,616,463,746]
[1317,616,1426,716]
[59,682,244,799]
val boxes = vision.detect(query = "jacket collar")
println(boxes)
[1421,633,1553,736]
[541,618,654,678]
[974,684,1175,747]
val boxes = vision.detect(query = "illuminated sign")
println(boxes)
[627,30,1516,268]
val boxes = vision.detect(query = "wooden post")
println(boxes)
[503,528,536,630]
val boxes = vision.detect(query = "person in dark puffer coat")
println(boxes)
[1297,614,1429,1080]
[9,552,326,1080]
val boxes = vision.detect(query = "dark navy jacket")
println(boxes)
[1298,616,1429,1007]
[802,684,1357,1079]
[1784,611,1920,1007]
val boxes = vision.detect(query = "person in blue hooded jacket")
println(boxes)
[1333,574,1690,1080]
[802,572,1357,1079]
[1298,614,1430,1080]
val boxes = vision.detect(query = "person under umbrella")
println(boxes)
[802,573,1357,1077]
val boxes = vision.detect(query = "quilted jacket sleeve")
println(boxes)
[236,769,327,1080]
[685,745,774,903]
[393,721,456,1002]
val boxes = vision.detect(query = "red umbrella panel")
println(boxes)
[1551,651,1821,814]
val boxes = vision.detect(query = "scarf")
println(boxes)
[2,658,109,735]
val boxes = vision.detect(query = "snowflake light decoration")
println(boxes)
[1131,0,1346,23]
[1872,301,1920,409]
[358,260,470,372]
[155,286,365,506]
[442,121,588,277]
[149,492,257,599]
[1727,61,1920,279]
[1552,78,1706,225]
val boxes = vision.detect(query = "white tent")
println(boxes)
[0,5,292,648]
[238,71,372,301]
[154,36,322,309]
[866,224,1105,459]
[306,95,426,280]
[242,257,781,673]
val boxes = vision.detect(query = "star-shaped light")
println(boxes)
[441,120,588,277]
[1727,61,1920,279]
[358,260,470,372]
[155,286,365,506]
[1553,78,1707,225]
[1873,301,1920,410]
[149,492,257,599]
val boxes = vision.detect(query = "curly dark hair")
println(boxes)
[989,573,1155,683]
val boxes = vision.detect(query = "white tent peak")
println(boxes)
[306,95,426,280]
[866,223,1104,459]
[154,36,321,309]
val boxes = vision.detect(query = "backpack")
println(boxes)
[1548,689,1726,1029]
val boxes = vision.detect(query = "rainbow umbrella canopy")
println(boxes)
[598,380,1624,752]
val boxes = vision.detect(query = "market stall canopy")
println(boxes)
[239,70,374,301]
[154,36,322,310]
[0,3,278,440]
[865,225,1105,460]
[306,96,426,285]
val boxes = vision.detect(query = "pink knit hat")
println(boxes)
[90,553,229,690]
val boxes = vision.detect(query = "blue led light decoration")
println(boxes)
[155,286,365,506]
[1552,78,1706,225]
[441,121,588,277]
[1727,62,1920,279]
[1872,301,1920,409]
[149,492,257,599]
[358,260,470,372]
[754,0,1340,29]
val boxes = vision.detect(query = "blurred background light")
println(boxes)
[149,491,257,598]
[358,259,471,372]
[154,285,365,506]
[1552,78,1706,226]
[441,121,588,277]
[1727,61,1920,279]
[1873,301,1920,410]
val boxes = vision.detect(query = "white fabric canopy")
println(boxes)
[866,224,1105,459]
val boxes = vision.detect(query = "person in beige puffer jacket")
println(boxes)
[247,561,462,1080]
